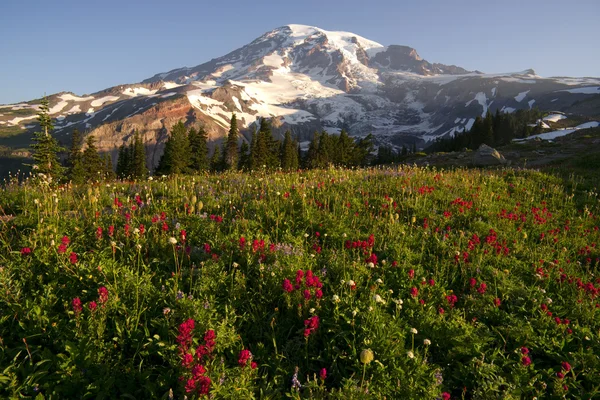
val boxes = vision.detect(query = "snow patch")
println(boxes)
[528,99,536,109]
[7,115,37,126]
[59,93,94,102]
[514,121,599,142]
[514,90,529,102]
[122,87,158,97]
[91,96,120,107]
[49,101,69,114]
[162,81,183,89]
[559,86,600,95]
[543,114,567,123]
[465,118,475,131]
[66,105,81,114]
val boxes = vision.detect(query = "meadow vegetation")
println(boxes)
[1,166,599,399]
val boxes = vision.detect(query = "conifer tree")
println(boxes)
[354,133,375,166]
[305,131,320,169]
[30,97,64,181]
[251,119,270,170]
[336,129,355,166]
[482,110,494,146]
[132,131,147,179]
[238,141,250,170]
[82,135,104,182]
[116,144,130,178]
[188,127,209,172]
[224,114,239,170]
[102,153,116,180]
[66,128,83,169]
[249,126,258,170]
[155,122,189,175]
[210,146,222,172]
[67,128,85,183]
[280,130,299,171]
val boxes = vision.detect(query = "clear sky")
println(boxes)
[1,0,598,104]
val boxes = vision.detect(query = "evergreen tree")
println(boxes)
[30,97,64,181]
[189,127,209,172]
[102,153,116,180]
[249,126,259,170]
[116,144,130,178]
[238,141,250,170]
[210,146,222,172]
[482,110,494,146]
[251,119,270,170]
[280,130,299,171]
[305,131,320,169]
[155,122,189,175]
[132,132,148,179]
[67,128,85,183]
[66,128,83,169]
[336,129,355,166]
[258,118,280,169]
[224,114,239,170]
[353,134,375,166]
[81,135,104,182]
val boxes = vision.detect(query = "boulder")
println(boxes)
[472,144,507,166]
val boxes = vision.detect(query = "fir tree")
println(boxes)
[116,144,130,179]
[249,126,258,170]
[188,127,209,172]
[305,131,320,169]
[280,130,299,171]
[224,114,239,170]
[81,135,104,182]
[354,134,375,166]
[67,128,84,183]
[132,132,147,179]
[210,146,222,172]
[251,119,269,170]
[336,129,355,166]
[30,97,64,181]
[102,153,116,180]
[238,141,250,170]
[156,122,189,175]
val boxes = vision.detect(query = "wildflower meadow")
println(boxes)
[1,166,599,399]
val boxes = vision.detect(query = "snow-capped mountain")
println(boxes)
[1,24,599,166]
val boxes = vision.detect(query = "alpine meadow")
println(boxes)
[1,4,600,399]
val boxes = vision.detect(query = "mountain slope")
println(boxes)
[1,24,599,169]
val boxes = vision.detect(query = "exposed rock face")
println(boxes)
[371,45,471,75]
[472,144,507,166]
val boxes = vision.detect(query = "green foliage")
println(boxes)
[430,108,545,152]
[81,136,104,182]
[29,97,64,182]
[280,130,299,171]
[156,122,190,176]
[250,118,279,170]
[188,127,209,172]
[1,167,600,398]
[224,114,239,170]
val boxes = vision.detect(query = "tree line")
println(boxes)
[427,108,545,153]
[115,114,377,177]
[29,99,379,184]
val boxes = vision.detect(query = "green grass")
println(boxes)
[1,167,599,399]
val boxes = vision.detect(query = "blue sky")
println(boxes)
[1,0,598,104]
